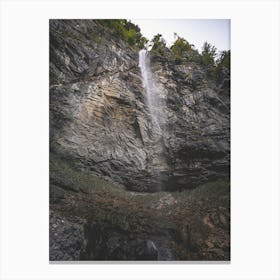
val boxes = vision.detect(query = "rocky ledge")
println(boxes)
[50,154,230,261]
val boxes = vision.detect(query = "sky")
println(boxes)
[131,19,230,53]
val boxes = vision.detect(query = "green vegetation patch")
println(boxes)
[172,179,230,200]
[50,152,229,206]
[97,19,148,49]
[50,153,125,194]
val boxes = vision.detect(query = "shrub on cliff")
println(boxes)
[170,35,201,63]
[200,41,217,67]
[97,19,148,49]
[171,36,193,57]
[150,34,168,56]
[215,50,230,93]
[198,41,218,77]
[216,50,230,70]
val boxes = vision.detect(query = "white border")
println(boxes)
[1,0,279,279]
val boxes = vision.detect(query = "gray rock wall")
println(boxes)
[50,20,230,192]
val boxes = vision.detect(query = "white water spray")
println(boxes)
[138,49,164,136]
[138,49,169,175]
[138,50,174,259]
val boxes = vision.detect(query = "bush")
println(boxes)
[150,34,168,56]
[201,41,217,67]
[97,19,148,49]
[216,50,230,70]
[171,36,193,58]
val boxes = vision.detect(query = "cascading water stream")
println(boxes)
[138,49,163,136]
[138,50,174,260]
[139,49,169,183]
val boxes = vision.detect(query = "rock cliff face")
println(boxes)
[49,20,230,261]
[50,20,230,192]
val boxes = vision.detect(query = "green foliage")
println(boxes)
[172,179,230,201]
[96,20,230,81]
[66,31,82,42]
[150,34,167,56]
[97,19,148,49]
[216,50,230,70]
[198,41,218,77]
[214,50,230,92]
[171,36,193,58]
[170,35,203,63]
[151,34,165,46]
[183,73,190,79]
[139,36,149,49]
[201,41,217,67]
[50,153,125,194]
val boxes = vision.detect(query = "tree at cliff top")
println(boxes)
[150,34,169,56]
[215,50,230,94]
[216,50,230,70]
[171,36,193,56]
[201,41,217,66]
[97,19,148,49]
[170,34,200,63]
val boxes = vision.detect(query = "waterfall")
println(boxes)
[138,49,163,136]
[138,50,173,259]
[138,49,168,181]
